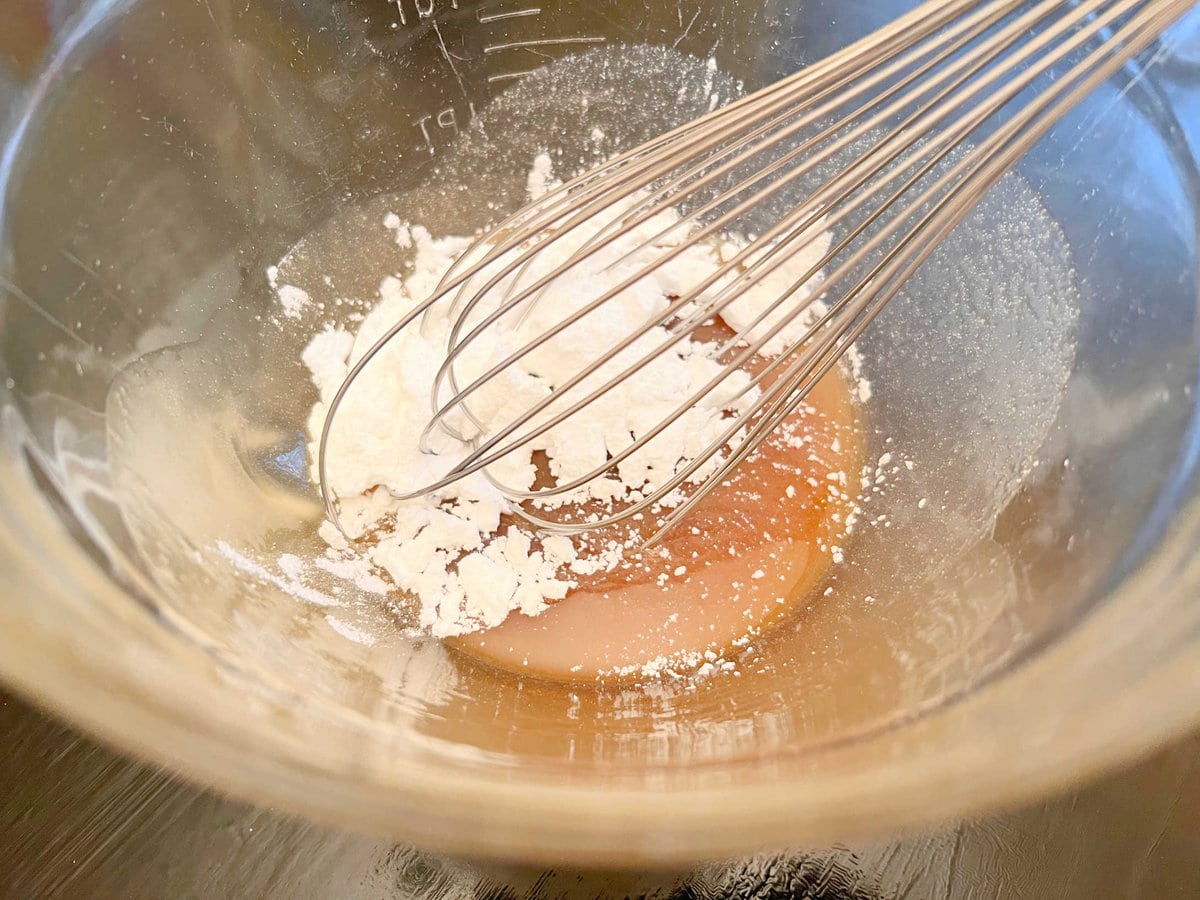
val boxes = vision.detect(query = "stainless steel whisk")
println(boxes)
[320,0,1193,545]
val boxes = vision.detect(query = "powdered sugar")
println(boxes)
[276,284,311,319]
[324,614,378,646]
[217,540,340,608]
[300,155,869,641]
[525,152,556,200]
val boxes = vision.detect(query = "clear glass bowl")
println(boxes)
[2,0,1200,865]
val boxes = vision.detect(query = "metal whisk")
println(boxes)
[320,0,1193,545]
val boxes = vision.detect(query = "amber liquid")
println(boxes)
[450,360,864,681]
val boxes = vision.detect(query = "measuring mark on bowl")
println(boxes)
[482,35,606,54]
[384,0,608,155]
[413,103,480,153]
[486,69,537,84]
[387,0,461,27]
[477,5,542,22]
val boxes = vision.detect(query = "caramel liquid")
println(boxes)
[271,184,868,685]
[450,363,864,681]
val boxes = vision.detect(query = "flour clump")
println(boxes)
[302,155,852,638]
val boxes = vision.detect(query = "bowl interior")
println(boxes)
[2,0,1200,861]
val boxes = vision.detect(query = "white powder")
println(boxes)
[217,540,340,608]
[324,614,378,646]
[384,212,413,248]
[525,152,557,201]
[276,284,311,319]
[277,552,306,581]
[314,554,390,593]
[301,156,867,639]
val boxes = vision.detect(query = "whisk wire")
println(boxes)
[650,0,1189,544]
[422,0,1124,490]
[318,0,1193,541]
[422,0,1013,339]
[600,0,1064,271]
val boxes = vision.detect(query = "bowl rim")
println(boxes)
[4,454,1200,865]
[4,0,1200,866]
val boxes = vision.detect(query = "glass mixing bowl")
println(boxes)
[2,0,1200,866]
